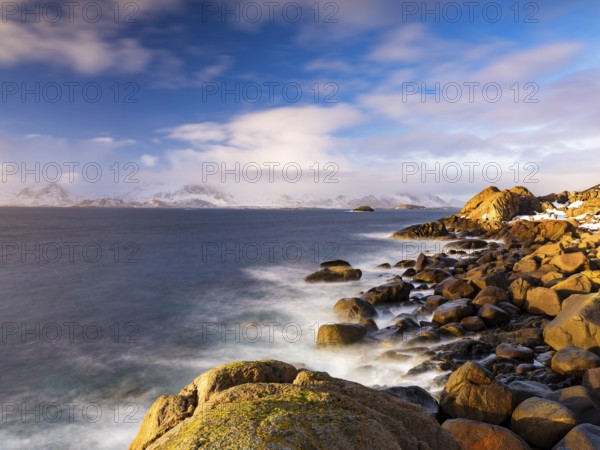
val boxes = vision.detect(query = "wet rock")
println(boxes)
[445,239,489,250]
[393,221,449,239]
[478,304,510,326]
[413,268,452,283]
[425,295,449,309]
[320,260,352,268]
[433,299,476,325]
[333,298,377,323]
[365,281,413,305]
[316,324,367,346]
[440,361,517,424]
[434,277,476,300]
[393,317,420,332]
[508,380,553,404]
[415,253,430,271]
[460,316,487,331]
[439,323,465,338]
[496,343,534,362]
[394,259,415,268]
[511,397,578,449]
[384,386,439,417]
[473,286,510,307]
[375,262,391,269]
[305,265,362,282]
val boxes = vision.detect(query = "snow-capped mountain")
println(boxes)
[253,193,454,209]
[13,184,79,207]
[0,183,456,209]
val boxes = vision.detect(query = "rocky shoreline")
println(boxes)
[130,184,600,449]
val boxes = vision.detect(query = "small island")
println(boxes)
[352,205,375,212]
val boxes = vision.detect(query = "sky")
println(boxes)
[0,0,599,203]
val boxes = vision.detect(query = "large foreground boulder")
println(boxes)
[440,361,517,424]
[544,293,600,353]
[131,360,459,450]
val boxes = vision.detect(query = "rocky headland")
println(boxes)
[132,184,600,449]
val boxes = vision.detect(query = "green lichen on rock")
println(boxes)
[132,360,459,450]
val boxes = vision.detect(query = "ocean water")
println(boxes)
[0,207,457,449]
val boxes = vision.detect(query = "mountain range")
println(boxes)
[0,183,457,209]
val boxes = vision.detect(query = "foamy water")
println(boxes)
[0,208,457,448]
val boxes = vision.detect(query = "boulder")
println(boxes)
[320,260,352,268]
[440,361,517,424]
[333,298,377,323]
[459,187,534,230]
[544,293,600,352]
[514,257,540,273]
[383,385,439,417]
[305,265,362,282]
[132,361,460,450]
[425,295,449,309]
[445,239,488,250]
[474,286,510,307]
[414,253,430,271]
[507,380,553,404]
[584,368,600,391]
[502,220,577,244]
[511,397,578,449]
[130,360,298,449]
[316,324,367,346]
[433,299,476,325]
[434,277,476,300]
[509,277,536,309]
[551,273,593,298]
[443,418,531,450]
[460,316,487,331]
[376,263,391,269]
[365,281,413,305]
[551,252,589,274]
[496,343,534,362]
[551,346,600,377]
[545,385,600,426]
[478,304,510,326]
[525,287,562,316]
[553,424,600,450]
[393,221,449,239]
[535,242,565,257]
[413,268,452,283]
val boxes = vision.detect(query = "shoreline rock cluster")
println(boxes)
[131,184,600,449]
[306,184,600,449]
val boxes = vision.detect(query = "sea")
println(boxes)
[0,207,458,449]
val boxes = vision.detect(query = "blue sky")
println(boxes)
[1,0,599,202]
